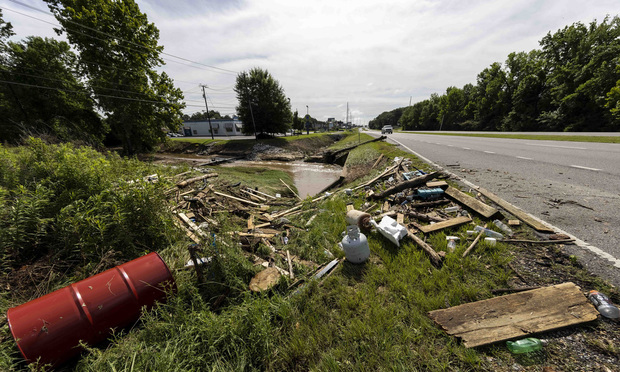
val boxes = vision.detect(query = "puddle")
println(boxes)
[221,160,342,198]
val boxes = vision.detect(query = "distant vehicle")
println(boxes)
[381,125,393,134]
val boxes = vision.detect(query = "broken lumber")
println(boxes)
[178,213,209,238]
[210,187,262,207]
[407,229,443,268]
[176,173,218,187]
[418,216,472,234]
[476,187,555,233]
[426,180,448,188]
[444,186,498,219]
[286,250,294,279]
[428,282,598,348]
[371,154,384,169]
[407,210,445,223]
[246,188,277,200]
[370,171,441,200]
[280,178,302,201]
[240,189,267,202]
[462,224,486,258]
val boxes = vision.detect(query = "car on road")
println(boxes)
[381,125,393,134]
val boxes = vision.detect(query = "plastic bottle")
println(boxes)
[493,219,514,236]
[506,338,543,354]
[474,225,504,240]
[444,206,460,213]
[446,237,458,251]
[588,290,620,319]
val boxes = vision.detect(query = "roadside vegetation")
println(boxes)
[1,132,618,371]
[370,17,620,133]
[408,132,620,144]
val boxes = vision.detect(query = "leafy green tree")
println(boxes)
[474,62,509,130]
[292,110,303,133]
[45,0,185,154]
[0,37,105,144]
[502,50,550,131]
[369,107,403,129]
[234,67,292,135]
[540,16,620,131]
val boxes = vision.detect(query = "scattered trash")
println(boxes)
[493,219,514,237]
[484,237,497,246]
[371,216,408,247]
[588,290,620,319]
[341,225,370,263]
[474,225,504,240]
[345,209,372,230]
[446,236,459,251]
[6,253,175,367]
[185,256,212,267]
[417,188,444,199]
[506,338,543,354]
[344,188,353,195]
[444,206,460,213]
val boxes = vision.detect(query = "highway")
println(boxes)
[368,131,620,286]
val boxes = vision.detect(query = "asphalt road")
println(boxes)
[368,131,620,287]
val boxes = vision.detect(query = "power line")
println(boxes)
[3,3,239,76]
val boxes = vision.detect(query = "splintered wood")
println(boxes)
[428,282,598,348]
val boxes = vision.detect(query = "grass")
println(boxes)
[1,133,618,371]
[408,132,620,143]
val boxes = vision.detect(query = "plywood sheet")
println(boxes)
[444,186,498,219]
[419,216,472,234]
[428,282,598,348]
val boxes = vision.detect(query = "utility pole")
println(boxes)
[249,98,257,140]
[409,96,412,106]
[200,84,214,140]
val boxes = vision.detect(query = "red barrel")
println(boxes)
[7,252,175,367]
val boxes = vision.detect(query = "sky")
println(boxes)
[2,0,619,125]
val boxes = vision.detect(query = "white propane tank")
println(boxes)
[341,225,370,264]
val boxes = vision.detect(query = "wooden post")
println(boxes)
[286,250,294,279]
[407,229,443,268]
[463,224,487,258]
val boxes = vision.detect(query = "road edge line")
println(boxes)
[388,136,620,269]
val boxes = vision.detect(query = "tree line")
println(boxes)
[0,1,184,155]
[369,17,620,132]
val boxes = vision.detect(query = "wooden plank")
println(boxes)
[211,187,262,207]
[419,216,472,234]
[371,153,384,169]
[178,213,209,238]
[444,186,498,219]
[396,213,404,225]
[382,201,390,213]
[247,215,255,230]
[176,173,218,187]
[280,178,303,201]
[426,180,448,188]
[428,282,598,348]
[477,187,555,233]
[407,229,443,268]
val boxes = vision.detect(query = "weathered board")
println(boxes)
[426,180,449,189]
[476,187,555,233]
[249,267,281,292]
[444,186,498,219]
[428,282,598,348]
[419,216,472,234]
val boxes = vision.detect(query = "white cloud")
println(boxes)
[3,0,619,123]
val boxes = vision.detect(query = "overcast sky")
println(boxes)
[2,0,619,125]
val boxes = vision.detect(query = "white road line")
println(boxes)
[484,151,495,154]
[447,145,454,147]
[463,147,471,150]
[526,143,587,150]
[516,156,532,160]
[570,165,602,171]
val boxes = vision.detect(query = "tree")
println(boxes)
[292,110,303,133]
[0,37,105,144]
[368,107,404,129]
[234,67,292,136]
[45,0,185,154]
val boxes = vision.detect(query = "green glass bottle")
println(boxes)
[506,338,543,354]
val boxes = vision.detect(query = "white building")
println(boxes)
[182,119,244,137]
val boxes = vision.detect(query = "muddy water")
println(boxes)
[221,160,342,198]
